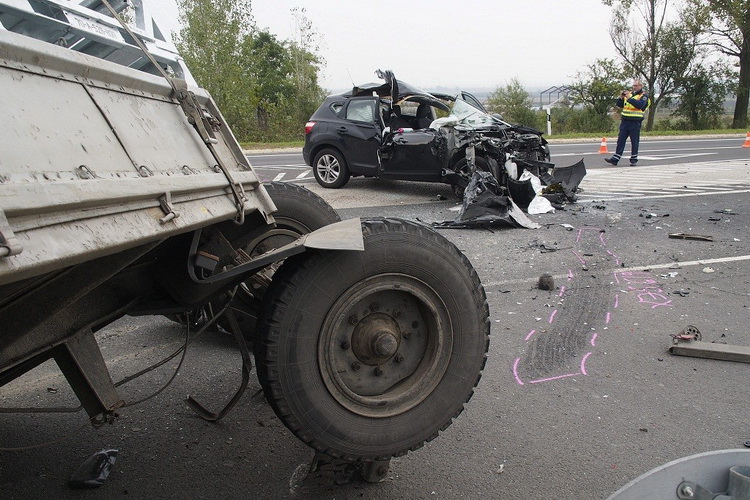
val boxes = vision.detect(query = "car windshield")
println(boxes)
[449,98,497,128]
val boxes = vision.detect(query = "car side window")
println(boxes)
[346,100,375,124]
[330,102,344,116]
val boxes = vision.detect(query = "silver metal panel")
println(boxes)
[0,27,277,285]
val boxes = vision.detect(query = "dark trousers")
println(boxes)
[612,119,642,163]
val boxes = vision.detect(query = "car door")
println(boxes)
[460,91,487,113]
[336,97,381,175]
[379,129,443,181]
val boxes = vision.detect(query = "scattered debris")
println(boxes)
[714,208,737,215]
[674,290,690,297]
[496,464,505,474]
[605,213,622,224]
[560,224,575,231]
[46,387,58,394]
[433,172,540,229]
[538,274,555,291]
[668,233,714,241]
[702,267,715,273]
[669,326,750,364]
[436,194,447,201]
[69,449,118,489]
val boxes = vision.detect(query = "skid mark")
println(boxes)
[514,227,673,386]
[515,227,612,385]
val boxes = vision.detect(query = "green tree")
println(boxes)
[604,0,702,131]
[569,58,628,115]
[174,0,258,139]
[486,78,543,129]
[686,0,750,128]
[671,62,733,129]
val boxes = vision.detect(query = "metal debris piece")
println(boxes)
[69,449,118,489]
[669,326,750,364]
[668,233,714,241]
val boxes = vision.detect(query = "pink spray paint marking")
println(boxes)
[567,270,574,281]
[590,333,598,346]
[614,294,619,309]
[548,310,558,324]
[606,250,621,266]
[513,358,524,385]
[559,286,567,297]
[529,372,580,384]
[524,330,536,342]
[572,251,587,266]
[605,312,611,324]
[580,352,592,375]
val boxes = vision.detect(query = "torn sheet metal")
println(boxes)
[548,159,587,202]
[434,171,540,229]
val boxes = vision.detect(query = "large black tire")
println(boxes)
[313,148,351,189]
[255,218,490,460]
[225,182,341,339]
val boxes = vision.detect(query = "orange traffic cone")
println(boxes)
[598,137,609,154]
[743,132,750,148]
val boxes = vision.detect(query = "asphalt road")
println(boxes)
[1,146,750,499]
[246,136,750,185]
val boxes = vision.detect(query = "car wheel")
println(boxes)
[255,218,490,460]
[313,148,350,189]
[451,156,492,199]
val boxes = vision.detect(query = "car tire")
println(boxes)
[255,217,490,460]
[451,155,492,199]
[313,148,351,189]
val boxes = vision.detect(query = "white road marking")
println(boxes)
[273,173,286,181]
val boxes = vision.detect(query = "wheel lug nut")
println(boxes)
[348,315,358,325]
[402,332,410,340]
[340,340,350,350]
[369,302,379,312]
[351,362,361,371]
[374,367,383,376]
[393,309,402,318]
[395,354,404,363]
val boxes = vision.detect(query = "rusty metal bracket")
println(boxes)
[669,326,750,364]
[0,209,23,258]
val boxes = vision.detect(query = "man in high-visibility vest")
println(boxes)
[605,79,650,166]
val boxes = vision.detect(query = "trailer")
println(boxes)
[0,0,490,481]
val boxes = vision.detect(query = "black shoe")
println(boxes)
[629,161,637,166]
[604,157,618,166]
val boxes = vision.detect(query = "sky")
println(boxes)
[148,0,620,93]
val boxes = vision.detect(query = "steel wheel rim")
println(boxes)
[318,274,453,418]
[316,154,340,184]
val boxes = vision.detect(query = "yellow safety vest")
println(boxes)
[621,92,650,120]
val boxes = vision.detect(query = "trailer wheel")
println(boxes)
[224,182,341,339]
[256,218,490,460]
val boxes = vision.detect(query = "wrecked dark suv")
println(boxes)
[303,70,583,200]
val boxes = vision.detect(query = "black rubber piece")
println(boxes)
[255,217,490,460]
